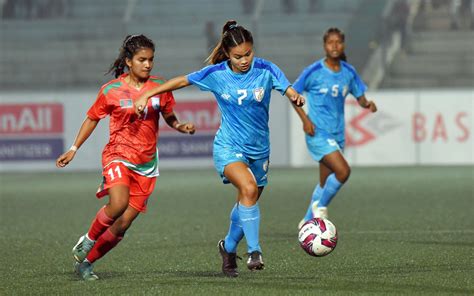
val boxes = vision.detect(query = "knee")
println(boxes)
[106,203,127,219]
[336,167,351,183]
[113,219,133,235]
[240,183,258,201]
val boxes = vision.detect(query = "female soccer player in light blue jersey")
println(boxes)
[293,28,377,229]
[134,20,304,277]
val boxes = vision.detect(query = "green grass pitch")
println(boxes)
[1,166,473,295]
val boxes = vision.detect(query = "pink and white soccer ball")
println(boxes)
[298,218,338,257]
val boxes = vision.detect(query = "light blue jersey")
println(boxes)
[293,58,367,142]
[187,57,291,159]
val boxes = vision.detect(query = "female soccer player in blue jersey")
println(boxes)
[134,20,304,277]
[293,28,377,229]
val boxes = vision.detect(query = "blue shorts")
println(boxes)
[213,145,269,187]
[306,131,345,162]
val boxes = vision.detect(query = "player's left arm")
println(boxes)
[357,95,377,113]
[162,111,195,134]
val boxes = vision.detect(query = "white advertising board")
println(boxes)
[289,90,473,166]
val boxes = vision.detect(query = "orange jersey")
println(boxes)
[87,74,175,173]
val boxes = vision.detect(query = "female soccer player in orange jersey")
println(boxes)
[56,34,195,281]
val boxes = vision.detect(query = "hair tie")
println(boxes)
[124,34,139,45]
[228,24,238,30]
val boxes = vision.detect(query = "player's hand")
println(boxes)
[291,94,305,107]
[56,150,76,168]
[303,119,315,136]
[366,101,377,113]
[176,122,196,135]
[134,96,149,115]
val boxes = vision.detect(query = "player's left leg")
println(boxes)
[298,162,333,228]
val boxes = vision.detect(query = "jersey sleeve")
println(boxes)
[160,91,176,114]
[186,65,218,92]
[267,61,291,95]
[293,66,311,94]
[349,67,367,99]
[86,88,111,120]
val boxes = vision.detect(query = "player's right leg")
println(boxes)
[224,162,265,271]
[73,163,131,262]
[315,150,350,214]
[73,180,130,262]
[218,239,240,277]
[299,134,337,228]
[298,162,333,228]
[84,208,138,265]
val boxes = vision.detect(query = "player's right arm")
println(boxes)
[291,104,315,137]
[56,117,99,168]
[135,76,190,115]
[292,68,315,136]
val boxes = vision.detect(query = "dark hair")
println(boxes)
[107,34,155,78]
[206,20,253,65]
[323,27,347,62]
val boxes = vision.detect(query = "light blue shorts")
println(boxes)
[213,145,269,187]
[306,131,345,162]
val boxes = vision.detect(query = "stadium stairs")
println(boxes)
[1,0,387,90]
[380,2,474,89]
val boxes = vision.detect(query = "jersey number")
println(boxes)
[237,89,247,105]
[331,85,339,97]
[108,165,123,181]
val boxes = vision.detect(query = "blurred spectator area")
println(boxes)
[380,0,474,89]
[2,0,448,91]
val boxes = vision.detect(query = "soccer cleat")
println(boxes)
[218,240,239,277]
[72,234,95,263]
[74,260,99,281]
[298,201,319,229]
[312,202,328,219]
[246,251,264,271]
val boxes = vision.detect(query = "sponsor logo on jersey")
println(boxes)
[253,87,265,102]
[221,94,231,100]
[319,88,328,94]
[120,99,133,109]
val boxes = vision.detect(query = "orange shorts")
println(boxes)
[96,162,157,213]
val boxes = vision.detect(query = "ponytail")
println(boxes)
[107,34,155,78]
[206,20,253,65]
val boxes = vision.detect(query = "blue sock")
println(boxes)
[238,202,261,253]
[303,184,322,221]
[318,173,343,207]
[224,203,244,253]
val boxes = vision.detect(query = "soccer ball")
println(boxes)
[298,218,338,257]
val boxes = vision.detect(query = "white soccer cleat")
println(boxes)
[311,202,328,219]
[72,234,95,263]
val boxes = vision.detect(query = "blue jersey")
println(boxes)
[293,59,367,141]
[187,57,291,158]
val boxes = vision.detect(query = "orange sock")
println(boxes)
[86,229,123,264]
[87,206,114,241]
